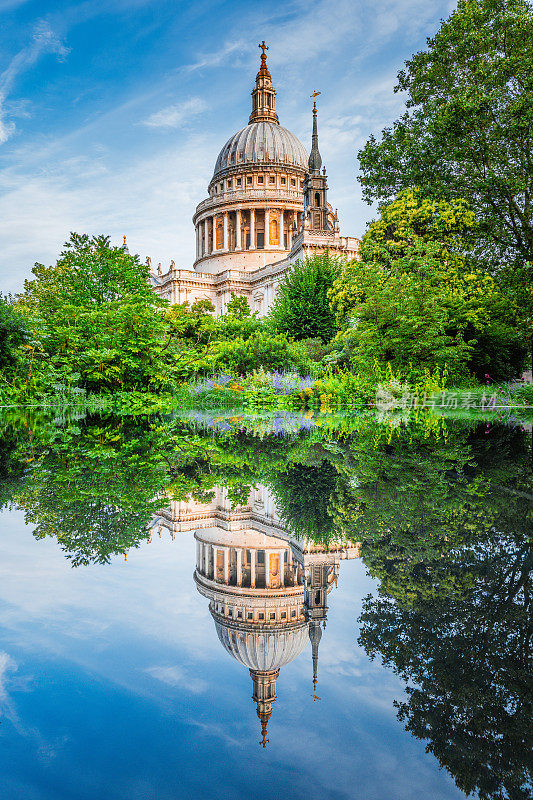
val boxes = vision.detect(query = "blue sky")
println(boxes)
[0,0,456,295]
[0,508,466,800]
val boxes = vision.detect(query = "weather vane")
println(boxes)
[310,90,321,110]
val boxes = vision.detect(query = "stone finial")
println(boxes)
[249,41,279,125]
[146,256,152,270]
[157,262,163,276]
[170,259,175,269]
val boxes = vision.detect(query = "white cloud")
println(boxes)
[0,20,70,144]
[0,130,217,293]
[0,650,17,703]
[142,97,207,129]
[145,665,208,694]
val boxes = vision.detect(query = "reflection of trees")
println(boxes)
[353,424,533,800]
[359,532,532,800]
[269,459,339,543]
[1,408,532,797]
[4,415,336,566]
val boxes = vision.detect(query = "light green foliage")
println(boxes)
[268,251,342,343]
[225,291,251,318]
[163,295,302,379]
[15,234,172,393]
[329,191,527,381]
[207,330,311,376]
[358,0,533,284]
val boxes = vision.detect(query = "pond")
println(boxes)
[0,408,531,800]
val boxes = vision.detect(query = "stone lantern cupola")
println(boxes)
[249,41,279,125]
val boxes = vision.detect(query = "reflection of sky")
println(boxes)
[0,509,466,800]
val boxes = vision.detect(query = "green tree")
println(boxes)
[0,295,29,373]
[358,0,533,279]
[16,234,173,392]
[359,529,532,800]
[354,423,533,800]
[268,251,342,343]
[329,191,526,381]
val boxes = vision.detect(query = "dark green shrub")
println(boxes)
[268,251,343,343]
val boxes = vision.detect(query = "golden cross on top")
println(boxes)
[259,41,268,56]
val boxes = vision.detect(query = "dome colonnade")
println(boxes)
[193,525,308,747]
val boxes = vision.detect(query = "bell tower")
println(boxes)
[303,94,331,233]
[249,42,279,125]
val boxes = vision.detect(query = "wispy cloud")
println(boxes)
[183,40,246,73]
[142,97,207,129]
[0,20,70,144]
[0,650,17,704]
[146,665,208,694]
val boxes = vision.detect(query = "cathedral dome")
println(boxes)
[214,617,309,671]
[212,122,309,182]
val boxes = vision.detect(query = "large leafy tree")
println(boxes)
[268,251,342,343]
[358,0,533,280]
[355,423,533,800]
[359,527,532,800]
[329,191,527,380]
[16,234,172,392]
[0,295,29,376]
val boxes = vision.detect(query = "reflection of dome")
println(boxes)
[213,615,309,671]
[212,122,309,181]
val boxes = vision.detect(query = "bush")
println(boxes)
[0,296,29,374]
[268,251,343,342]
[207,331,312,375]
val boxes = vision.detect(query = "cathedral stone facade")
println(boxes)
[149,484,359,746]
[148,43,359,316]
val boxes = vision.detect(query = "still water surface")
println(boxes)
[0,410,530,800]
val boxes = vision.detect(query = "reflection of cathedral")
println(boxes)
[150,486,359,746]
[148,43,359,316]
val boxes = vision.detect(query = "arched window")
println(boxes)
[269,217,279,246]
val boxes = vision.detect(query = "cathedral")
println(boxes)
[149,484,359,747]
[148,43,359,316]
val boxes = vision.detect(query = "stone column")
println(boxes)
[280,211,285,249]
[235,209,242,250]
[250,549,256,588]
[203,218,208,256]
[236,548,242,587]
[223,546,229,584]
[212,546,218,582]
[250,209,255,250]
[293,211,298,234]
[279,550,285,585]
[223,212,229,251]
[264,208,270,249]
[196,540,201,570]
[214,215,220,252]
